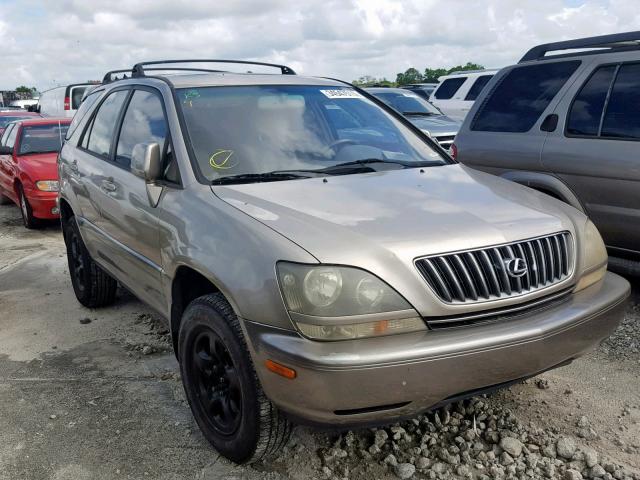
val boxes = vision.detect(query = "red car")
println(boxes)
[0,118,71,228]
[0,111,42,136]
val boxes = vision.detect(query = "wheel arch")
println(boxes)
[500,170,585,213]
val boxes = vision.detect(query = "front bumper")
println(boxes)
[26,189,59,219]
[244,272,629,426]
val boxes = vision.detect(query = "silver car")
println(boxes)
[57,60,629,464]
[366,87,460,151]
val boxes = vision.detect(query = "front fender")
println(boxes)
[500,170,585,213]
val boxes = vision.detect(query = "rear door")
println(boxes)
[430,76,467,120]
[542,60,640,254]
[79,86,168,310]
[457,60,582,175]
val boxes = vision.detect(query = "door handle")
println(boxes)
[101,179,117,193]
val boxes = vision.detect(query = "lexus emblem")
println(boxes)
[505,258,528,278]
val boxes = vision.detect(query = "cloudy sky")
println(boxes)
[0,0,638,91]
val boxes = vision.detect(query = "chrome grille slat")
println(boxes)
[415,232,573,306]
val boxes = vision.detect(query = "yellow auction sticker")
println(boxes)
[209,150,236,169]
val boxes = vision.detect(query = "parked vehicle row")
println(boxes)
[37,83,96,117]
[50,57,628,465]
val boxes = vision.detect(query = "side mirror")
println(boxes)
[0,145,13,155]
[131,142,161,182]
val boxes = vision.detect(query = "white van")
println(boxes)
[38,84,94,118]
[429,69,498,121]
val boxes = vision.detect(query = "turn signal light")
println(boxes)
[265,359,297,379]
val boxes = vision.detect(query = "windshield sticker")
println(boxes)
[182,89,201,107]
[209,149,237,170]
[320,89,363,99]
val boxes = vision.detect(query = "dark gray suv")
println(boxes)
[454,31,640,267]
[57,60,629,464]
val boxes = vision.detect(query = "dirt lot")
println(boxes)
[0,203,638,480]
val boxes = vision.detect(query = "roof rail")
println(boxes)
[130,59,296,78]
[520,31,640,63]
[446,69,497,76]
[102,67,228,84]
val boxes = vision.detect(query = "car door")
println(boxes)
[81,86,168,311]
[0,124,19,201]
[542,60,640,255]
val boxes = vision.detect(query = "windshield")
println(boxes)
[369,90,441,115]
[18,123,69,155]
[0,115,36,128]
[177,85,446,183]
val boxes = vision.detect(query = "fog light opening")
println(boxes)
[265,359,297,379]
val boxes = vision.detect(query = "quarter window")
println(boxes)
[601,63,640,139]
[433,78,466,100]
[115,90,168,169]
[567,65,617,136]
[83,90,128,157]
[464,75,493,101]
[472,61,580,132]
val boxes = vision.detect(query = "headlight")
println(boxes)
[574,220,607,292]
[35,180,59,192]
[277,262,426,340]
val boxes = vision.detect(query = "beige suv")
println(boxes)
[57,60,629,463]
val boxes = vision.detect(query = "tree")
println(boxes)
[396,67,424,86]
[352,75,394,87]
[423,62,484,82]
[15,86,38,98]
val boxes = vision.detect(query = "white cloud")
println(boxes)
[0,0,637,91]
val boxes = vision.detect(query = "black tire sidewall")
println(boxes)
[64,217,92,304]
[18,185,37,229]
[178,299,261,463]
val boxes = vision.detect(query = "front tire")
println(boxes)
[63,215,118,308]
[178,293,291,464]
[17,184,39,229]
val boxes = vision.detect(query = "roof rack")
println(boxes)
[132,59,296,77]
[102,67,227,84]
[446,69,497,76]
[520,31,640,63]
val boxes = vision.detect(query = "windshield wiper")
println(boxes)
[211,171,310,185]
[402,111,437,116]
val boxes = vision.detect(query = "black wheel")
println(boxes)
[63,215,117,308]
[178,293,291,464]
[17,184,40,229]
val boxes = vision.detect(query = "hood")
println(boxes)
[213,165,579,269]
[406,114,460,136]
[17,152,59,180]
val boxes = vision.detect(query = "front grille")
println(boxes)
[435,135,455,149]
[415,232,573,304]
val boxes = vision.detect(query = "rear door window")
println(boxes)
[465,75,493,101]
[83,90,129,158]
[601,63,640,139]
[567,65,617,136]
[472,61,580,132]
[433,78,466,99]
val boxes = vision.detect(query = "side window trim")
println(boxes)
[596,64,621,137]
[78,86,132,163]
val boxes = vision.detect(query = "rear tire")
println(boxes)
[17,184,40,229]
[178,293,291,464]
[63,215,117,308]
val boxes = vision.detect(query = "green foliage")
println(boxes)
[15,85,38,94]
[351,75,395,87]
[354,62,485,88]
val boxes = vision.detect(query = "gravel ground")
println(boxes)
[0,203,638,480]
